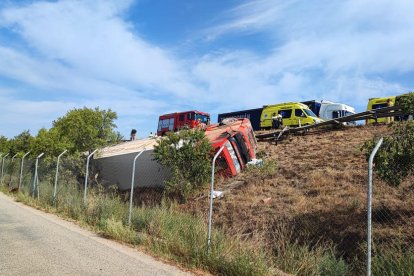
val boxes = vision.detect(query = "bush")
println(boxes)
[395,92,414,115]
[363,121,414,186]
[153,129,213,200]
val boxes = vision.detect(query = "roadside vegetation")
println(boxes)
[153,129,213,201]
[2,106,413,275]
[0,180,270,276]
[186,124,413,275]
[0,107,122,158]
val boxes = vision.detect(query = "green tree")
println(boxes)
[364,121,414,186]
[0,135,10,154]
[31,128,72,158]
[153,129,213,201]
[8,130,34,156]
[52,107,119,153]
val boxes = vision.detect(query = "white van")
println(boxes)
[319,101,356,124]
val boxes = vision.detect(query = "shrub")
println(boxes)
[363,121,414,186]
[153,129,213,200]
[395,92,414,115]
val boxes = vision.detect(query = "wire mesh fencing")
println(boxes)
[0,138,412,276]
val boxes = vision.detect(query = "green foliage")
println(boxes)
[0,135,9,154]
[52,107,119,153]
[373,244,414,275]
[31,128,72,158]
[7,181,272,276]
[319,254,349,276]
[395,91,414,114]
[8,130,34,156]
[1,107,120,157]
[153,130,213,200]
[363,121,414,186]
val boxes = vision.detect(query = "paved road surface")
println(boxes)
[0,193,191,276]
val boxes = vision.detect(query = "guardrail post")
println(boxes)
[128,149,146,226]
[19,151,31,190]
[1,153,10,185]
[53,149,67,201]
[83,149,98,204]
[32,153,44,199]
[207,145,226,253]
[367,137,383,276]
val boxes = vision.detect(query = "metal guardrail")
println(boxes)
[256,106,404,140]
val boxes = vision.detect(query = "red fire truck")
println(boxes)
[205,118,257,176]
[157,110,210,136]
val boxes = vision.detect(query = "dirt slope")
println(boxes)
[187,124,414,260]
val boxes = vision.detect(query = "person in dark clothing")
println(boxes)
[130,129,137,141]
[271,113,279,129]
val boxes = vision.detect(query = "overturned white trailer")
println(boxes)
[93,138,170,191]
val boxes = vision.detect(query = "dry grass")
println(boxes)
[185,124,414,273]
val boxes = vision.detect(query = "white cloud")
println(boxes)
[196,0,414,114]
[0,0,414,138]
[0,0,202,137]
[0,0,197,97]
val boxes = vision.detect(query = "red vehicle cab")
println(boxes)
[157,110,210,136]
[205,118,257,176]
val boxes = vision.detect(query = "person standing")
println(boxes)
[386,98,394,124]
[130,129,137,141]
[271,113,279,129]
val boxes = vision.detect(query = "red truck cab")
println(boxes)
[205,118,257,176]
[157,110,210,136]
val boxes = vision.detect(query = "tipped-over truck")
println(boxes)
[93,117,257,190]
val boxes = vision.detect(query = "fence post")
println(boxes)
[11,153,18,162]
[0,154,3,183]
[53,150,67,201]
[207,145,226,253]
[9,154,18,187]
[32,153,44,199]
[83,149,98,204]
[19,151,31,190]
[367,137,383,276]
[128,149,146,226]
[1,153,10,185]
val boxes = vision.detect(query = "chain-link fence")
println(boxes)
[369,139,414,275]
[0,135,413,275]
[0,150,166,221]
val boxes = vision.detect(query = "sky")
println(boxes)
[1,0,414,139]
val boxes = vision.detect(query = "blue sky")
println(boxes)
[1,0,414,139]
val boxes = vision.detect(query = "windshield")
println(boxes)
[195,114,210,124]
[372,103,387,110]
[304,109,317,118]
[225,141,241,173]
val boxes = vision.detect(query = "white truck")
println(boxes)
[318,100,356,124]
[303,100,356,123]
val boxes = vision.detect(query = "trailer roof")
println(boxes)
[95,138,159,159]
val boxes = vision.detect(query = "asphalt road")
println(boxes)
[0,193,191,276]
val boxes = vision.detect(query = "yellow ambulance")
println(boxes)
[260,102,322,129]
[366,96,396,124]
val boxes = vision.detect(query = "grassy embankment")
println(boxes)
[186,124,414,275]
[0,168,354,276]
